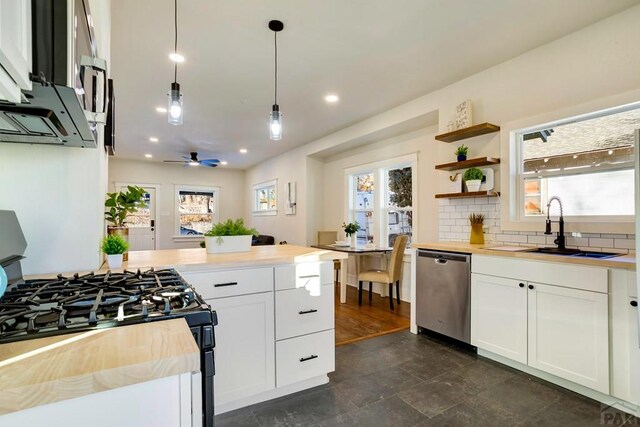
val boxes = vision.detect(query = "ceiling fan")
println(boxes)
[163,152,220,167]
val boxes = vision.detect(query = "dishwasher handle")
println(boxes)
[435,258,448,265]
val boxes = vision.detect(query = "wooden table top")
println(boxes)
[311,244,392,254]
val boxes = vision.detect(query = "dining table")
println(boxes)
[311,244,393,303]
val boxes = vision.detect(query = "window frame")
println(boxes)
[252,179,278,216]
[500,98,638,234]
[344,153,418,250]
[173,184,220,240]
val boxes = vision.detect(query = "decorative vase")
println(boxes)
[470,224,485,244]
[107,226,129,261]
[205,235,252,254]
[465,179,481,192]
[349,234,357,248]
[107,254,124,269]
[457,154,467,162]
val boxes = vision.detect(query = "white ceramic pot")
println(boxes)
[465,179,481,192]
[205,235,253,254]
[107,254,123,269]
[350,234,357,248]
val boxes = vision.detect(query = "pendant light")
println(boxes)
[268,20,284,140]
[168,0,183,125]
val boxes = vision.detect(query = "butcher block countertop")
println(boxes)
[411,241,636,270]
[0,319,200,415]
[109,245,348,273]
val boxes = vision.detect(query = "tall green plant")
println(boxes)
[104,186,147,227]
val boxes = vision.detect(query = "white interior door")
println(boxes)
[118,186,156,251]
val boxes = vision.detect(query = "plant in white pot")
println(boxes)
[101,234,129,269]
[463,167,484,192]
[342,221,360,247]
[204,219,258,254]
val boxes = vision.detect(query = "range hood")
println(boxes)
[0,80,95,147]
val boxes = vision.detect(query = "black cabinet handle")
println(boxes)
[298,275,320,279]
[214,282,238,288]
[631,300,638,308]
[528,284,534,290]
[299,355,318,362]
[519,283,525,288]
[299,309,318,315]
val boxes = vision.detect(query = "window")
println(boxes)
[346,154,416,248]
[175,185,219,237]
[516,104,638,221]
[253,179,277,216]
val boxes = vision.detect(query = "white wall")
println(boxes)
[0,0,111,275]
[108,159,245,249]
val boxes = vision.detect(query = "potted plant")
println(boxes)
[463,167,484,192]
[204,218,258,254]
[469,213,485,244]
[342,221,360,247]
[101,234,129,269]
[104,185,147,260]
[454,144,468,162]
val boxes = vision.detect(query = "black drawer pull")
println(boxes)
[299,309,318,315]
[298,275,320,279]
[299,355,318,363]
[631,300,638,307]
[214,282,238,288]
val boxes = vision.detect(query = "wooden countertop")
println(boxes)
[0,319,200,415]
[411,241,636,270]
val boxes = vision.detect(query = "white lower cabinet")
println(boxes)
[275,284,334,340]
[628,296,640,406]
[207,292,275,407]
[276,329,335,387]
[471,274,527,364]
[527,282,609,394]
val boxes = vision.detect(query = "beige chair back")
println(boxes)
[317,231,338,245]
[388,235,409,283]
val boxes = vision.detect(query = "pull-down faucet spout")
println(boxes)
[544,196,565,250]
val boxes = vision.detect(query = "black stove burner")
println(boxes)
[0,268,211,343]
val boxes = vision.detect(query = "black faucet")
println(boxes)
[544,196,565,250]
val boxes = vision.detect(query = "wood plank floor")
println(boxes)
[334,284,410,347]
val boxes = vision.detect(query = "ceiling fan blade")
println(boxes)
[181,155,192,161]
[199,159,220,166]
[163,160,187,163]
[201,162,218,168]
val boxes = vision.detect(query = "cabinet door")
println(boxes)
[471,273,527,364]
[629,298,640,406]
[0,0,32,93]
[208,292,275,410]
[527,282,609,394]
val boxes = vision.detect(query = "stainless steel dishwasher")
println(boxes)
[416,249,471,343]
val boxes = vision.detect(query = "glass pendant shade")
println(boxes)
[168,82,183,125]
[269,104,282,140]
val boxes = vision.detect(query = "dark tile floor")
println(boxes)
[215,330,640,426]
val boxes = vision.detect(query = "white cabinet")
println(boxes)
[471,274,527,364]
[207,292,275,407]
[628,296,640,406]
[276,329,335,388]
[527,282,609,394]
[275,284,334,340]
[0,0,31,102]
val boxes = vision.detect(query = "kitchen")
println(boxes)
[1,0,640,426]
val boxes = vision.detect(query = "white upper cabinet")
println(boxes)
[0,0,32,101]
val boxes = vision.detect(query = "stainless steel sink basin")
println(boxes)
[529,247,622,259]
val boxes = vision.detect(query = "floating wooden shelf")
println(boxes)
[435,122,501,143]
[435,191,500,199]
[435,157,500,171]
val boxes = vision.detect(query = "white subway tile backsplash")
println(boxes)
[588,238,614,248]
[614,238,635,249]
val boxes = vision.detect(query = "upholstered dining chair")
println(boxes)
[317,231,340,285]
[357,234,408,310]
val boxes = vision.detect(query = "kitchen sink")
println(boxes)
[529,247,622,259]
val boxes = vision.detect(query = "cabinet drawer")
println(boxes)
[275,262,333,291]
[276,330,335,388]
[276,284,334,340]
[180,267,273,299]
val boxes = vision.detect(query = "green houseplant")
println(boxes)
[204,218,258,254]
[454,144,468,161]
[463,167,484,192]
[104,185,147,260]
[342,221,360,247]
[101,234,129,269]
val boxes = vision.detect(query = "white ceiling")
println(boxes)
[110,0,639,169]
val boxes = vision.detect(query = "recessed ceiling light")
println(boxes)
[156,107,167,113]
[220,161,228,165]
[239,148,248,154]
[149,137,159,142]
[169,53,185,63]
[145,154,153,158]
[324,94,339,103]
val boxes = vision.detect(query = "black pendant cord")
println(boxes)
[274,31,278,105]
[174,0,178,83]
